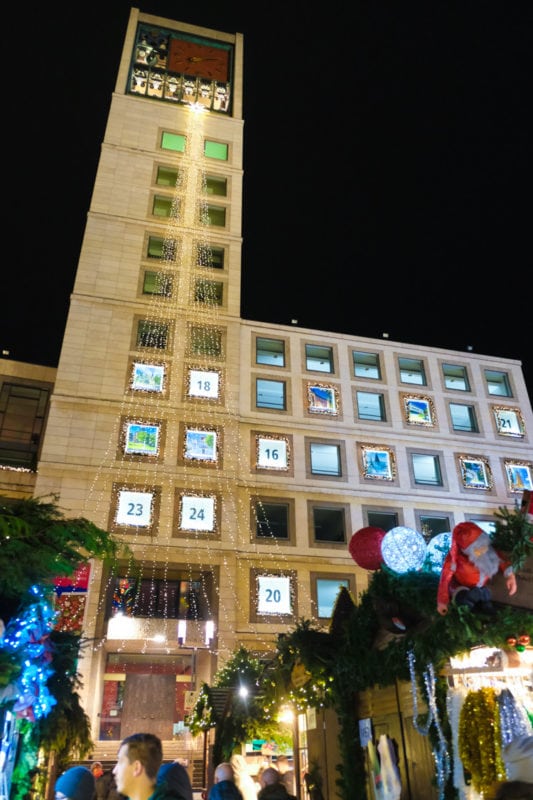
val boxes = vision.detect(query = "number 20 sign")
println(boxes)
[257,575,292,615]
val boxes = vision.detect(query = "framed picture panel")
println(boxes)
[183,427,218,462]
[504,460,533,493]
[361,445,396,481]
[402,394,436,427]
[458,455,493,490]
[307,383,339,415]
[130,361,166,393]
[122,420,161,457]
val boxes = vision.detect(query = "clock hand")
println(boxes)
[187,56,218,62]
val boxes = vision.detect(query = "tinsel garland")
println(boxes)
[458,687,506,794]
[497,687,532,746]
[446,687,473,800]
[408,650,451,800]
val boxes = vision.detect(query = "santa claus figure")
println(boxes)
[437,521,517,616]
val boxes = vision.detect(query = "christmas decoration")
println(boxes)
[381,527,426,573]
[348,526,385,570]
[459,687,506,794]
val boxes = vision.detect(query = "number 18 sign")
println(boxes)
[257,575,292,615]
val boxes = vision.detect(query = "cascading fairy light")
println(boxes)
[80,97,314,683]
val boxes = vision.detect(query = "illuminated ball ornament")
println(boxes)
[349,527,386,570]
[425,532,452,574]
[381,527,427,573]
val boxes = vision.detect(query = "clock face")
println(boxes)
[169,37,229,82]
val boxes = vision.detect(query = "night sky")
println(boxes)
[5,2,532,400]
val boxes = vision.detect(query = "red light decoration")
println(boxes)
[349,526,386,570]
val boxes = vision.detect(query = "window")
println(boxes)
[197,243,224,269]
[484,369,512,397]
[449,403,479,433]
[156,165,180,187]
[161,131,186,152]
[147,235,177,261]
[202,204,226,227]
[204,175,227,196]
[417,514,452,538]
[442,363,470,391]
[356,391,386,421]
[152,194,177,218]
[189,326,223,358]
[411,453,443,486]
[465,516,496,536]
[194,279,223,306]
[253,499,291,541]
[312,576,353,619]
[142,270,173,297]
[398,357,427,385]
[256,337,285,367]
[310,442,341,476]
[311,505,346,544]
[256,379,286,410]
[204,140,228,160]
[0,382,49,470]
[137,320,170,350]
[353,351,381,380]
[305,344,333,373]
[365,509,400,531]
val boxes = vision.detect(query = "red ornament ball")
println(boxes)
[349,526,386,570]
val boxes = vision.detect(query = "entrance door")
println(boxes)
[120,673,175,740]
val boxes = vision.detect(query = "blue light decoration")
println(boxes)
[408,649,450,800]
[424,532,452,574]
[381,527,427,573]
[1,585,58,720]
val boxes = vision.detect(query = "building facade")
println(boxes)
[3,6,532,788]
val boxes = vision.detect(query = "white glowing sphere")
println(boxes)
[381,527,427,573]
[425,532,452,573]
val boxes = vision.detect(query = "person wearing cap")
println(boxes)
[437,521,517,616]
[55,766,95,800]
[157,761,193,800]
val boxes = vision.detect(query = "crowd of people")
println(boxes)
[53,733,299,800]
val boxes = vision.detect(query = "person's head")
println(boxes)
[259,767,281,788]
[157,761,193,797]
[113,732,163,798]
[276,756,290,774]
[55,766,95,800]
[214,762,234,783]
[91,762,104,778]
[229,754,248,775]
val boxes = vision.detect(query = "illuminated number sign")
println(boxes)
[257,575,292,615]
